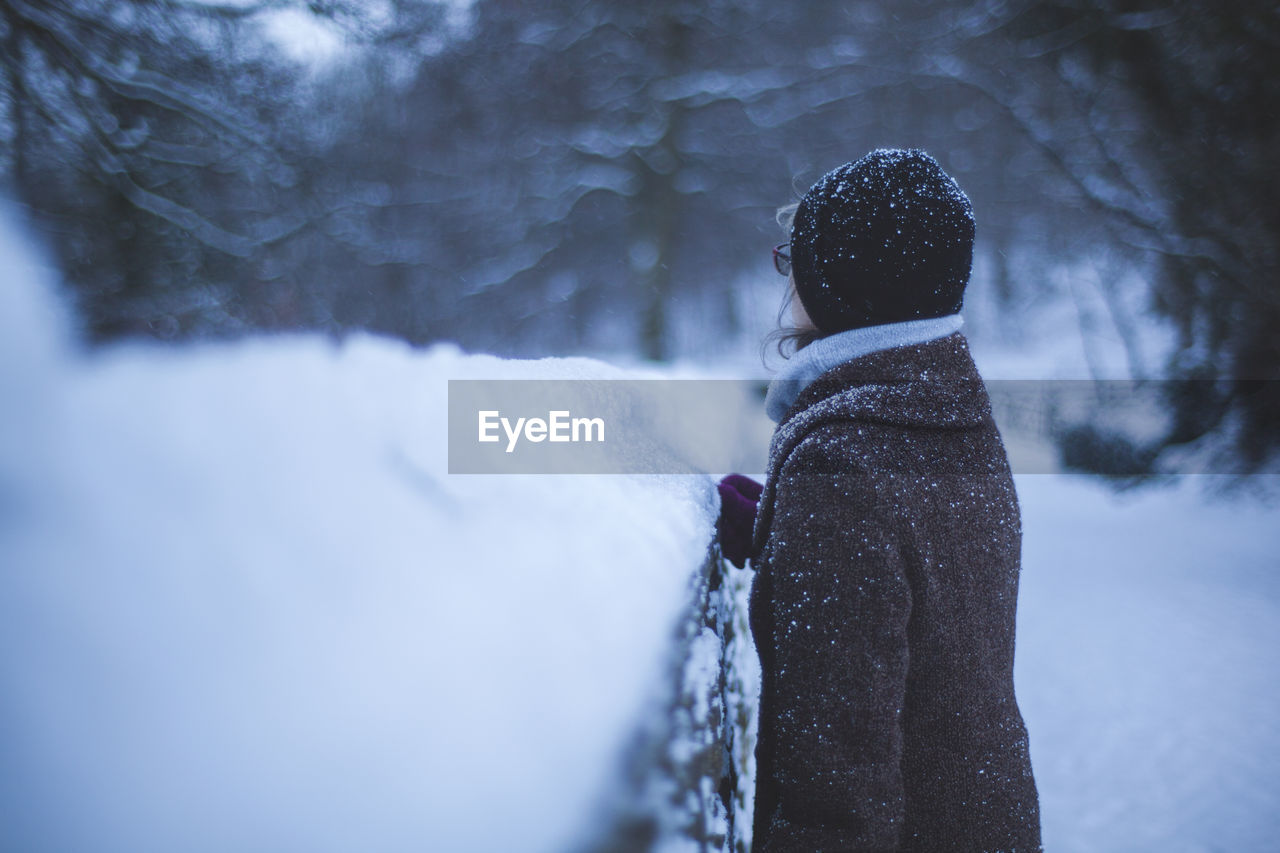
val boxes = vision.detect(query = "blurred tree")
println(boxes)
[919,0,1280,469]
[2,0,275,334]
[2,0,1275,468]
[1090,0,1280,469]
[0,0,447,338]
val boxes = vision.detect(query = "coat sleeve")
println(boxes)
[756,425,912,852]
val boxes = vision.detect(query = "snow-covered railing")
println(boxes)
[0,213,757,853]
[581,546,757,853]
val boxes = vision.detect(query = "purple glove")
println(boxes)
[716,474,763,569]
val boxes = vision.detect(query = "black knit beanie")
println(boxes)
[790,148,974,334]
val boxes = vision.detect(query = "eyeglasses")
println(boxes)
[772,243,791,276]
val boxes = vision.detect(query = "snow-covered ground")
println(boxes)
[1016,474,1280,853]
[1,210,1276,852]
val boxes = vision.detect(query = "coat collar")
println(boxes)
[750,331,992,557]
[764,314,964,423]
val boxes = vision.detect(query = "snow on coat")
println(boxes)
[748,331,1042,852]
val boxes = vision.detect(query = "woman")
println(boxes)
[717,149,1042,852]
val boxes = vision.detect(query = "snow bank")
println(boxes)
[0,211,719,853]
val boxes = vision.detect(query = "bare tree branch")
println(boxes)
[11,0,268,148]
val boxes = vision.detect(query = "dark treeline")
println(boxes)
[1,0,1277,470]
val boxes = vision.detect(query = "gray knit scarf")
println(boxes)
[764,313,964,423]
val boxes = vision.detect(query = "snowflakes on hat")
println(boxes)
[790,148,975,334]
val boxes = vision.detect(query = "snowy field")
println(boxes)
[1015,474,1280,853]
[2,211,1278,852]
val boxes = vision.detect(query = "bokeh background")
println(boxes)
[3,4,1280,852]
[3,0,1278,472]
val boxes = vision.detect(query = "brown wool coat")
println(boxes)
[748,332,1042,853]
